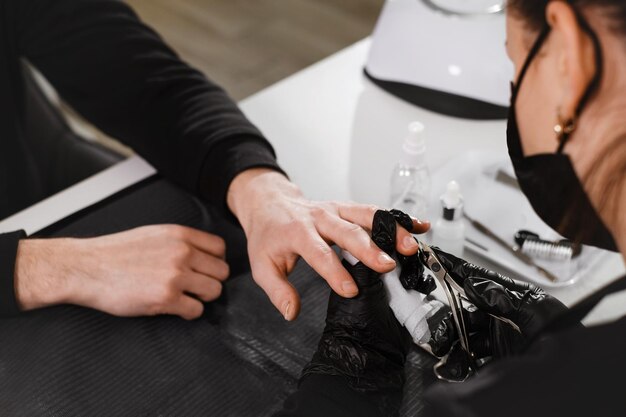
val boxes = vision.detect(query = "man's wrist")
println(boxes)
[14,239,77,311]
[226,168,298,229]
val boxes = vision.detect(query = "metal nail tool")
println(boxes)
[418,241,521,382]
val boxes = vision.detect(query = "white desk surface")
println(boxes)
[1,38,624,322]
[239,39,625,318]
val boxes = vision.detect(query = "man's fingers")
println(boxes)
[335,203,430,257]
[170,295,205,320]
[395,226,421,256]
[335,203,382,230]
[250,257,301,321]
[189,249,230,281]
[315,212,397,273]
[337,203,428,233]
[173,225,227,259]
[298,232,360,298]
[410,218,431,234]
[183,273,223,302]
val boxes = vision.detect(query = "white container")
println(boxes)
[390,122,431,219]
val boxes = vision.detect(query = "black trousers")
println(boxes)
[0,178,436,416]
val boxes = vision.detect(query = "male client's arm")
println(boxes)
[13,0,284,212]
[0,0,284,318]
[3,0,416,322]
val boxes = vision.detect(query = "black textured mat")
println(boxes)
[0,179,436,416]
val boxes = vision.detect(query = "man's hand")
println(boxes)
[227,169,430,321]
[14,225,229,320]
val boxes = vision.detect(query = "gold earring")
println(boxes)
[554,111,577,143]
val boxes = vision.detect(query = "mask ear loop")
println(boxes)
[512,26,552,103]
[508,26,551,161]
[556,12,604,153]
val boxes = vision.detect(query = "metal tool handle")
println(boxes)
[464,213,559,283]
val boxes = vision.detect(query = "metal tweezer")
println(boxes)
[463,213,559,283]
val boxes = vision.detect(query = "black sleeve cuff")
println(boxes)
[0,230,27,317]
[198,135,288,222]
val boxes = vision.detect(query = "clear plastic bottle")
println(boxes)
[431,181,466,257]
[390,121,431,219]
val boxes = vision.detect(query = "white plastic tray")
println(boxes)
[423,150,610,288]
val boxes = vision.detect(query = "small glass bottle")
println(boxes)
[431,181,466,257]
[390,121,431,219]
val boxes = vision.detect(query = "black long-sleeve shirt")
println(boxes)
[0,0,283,316]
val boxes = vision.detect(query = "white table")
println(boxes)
[1,38,624,323]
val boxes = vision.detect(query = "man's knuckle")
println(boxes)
[190,307,203,319]
[172,242,192,260]
[160,285,177,302]
[165,225,187,239]
[163,265,182,283]
[286,220,309,238]
[310,243,333,261]
[219,263,230,279]
[200,282,222,302]
[147,304,165,316]
[309,206,327,220]
[149,296,173,316]
[183,305,203,320]
[211,282,224,298]
[213,237,227,254]
[345,223,363,235]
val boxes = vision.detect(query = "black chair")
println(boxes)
[17,62,124,213]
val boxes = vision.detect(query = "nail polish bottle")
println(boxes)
[431,181,465,257]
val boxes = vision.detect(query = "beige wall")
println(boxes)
[126,0,384,100]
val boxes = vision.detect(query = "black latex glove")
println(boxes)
[425,247,568,362]
[300,210,417,416]
[378,210,436,295]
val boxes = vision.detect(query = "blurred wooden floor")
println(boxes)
[126,0,384,100]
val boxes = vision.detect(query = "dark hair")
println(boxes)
[509,0,626,244]
[508,0,626,34]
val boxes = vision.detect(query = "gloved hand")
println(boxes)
[373,210,444,345]
[300,259,411,415]
[300,210,425,416]
[373,209,436,295]
[422,247,568,377]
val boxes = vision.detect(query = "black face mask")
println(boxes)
[507,20,618,252]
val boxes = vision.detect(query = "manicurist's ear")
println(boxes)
[546,1,597,120]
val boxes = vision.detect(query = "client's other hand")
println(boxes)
[15,225,229,320]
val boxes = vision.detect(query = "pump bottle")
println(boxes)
[390,122,431,219]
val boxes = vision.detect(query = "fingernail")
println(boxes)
[282,301,292,321]
[341,281,359,296]
[404,236,419,249]
[379,252,396,266]
[415,219,431,231]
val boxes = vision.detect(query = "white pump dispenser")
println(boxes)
[390,122,431,219]
[399,122,426,166]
